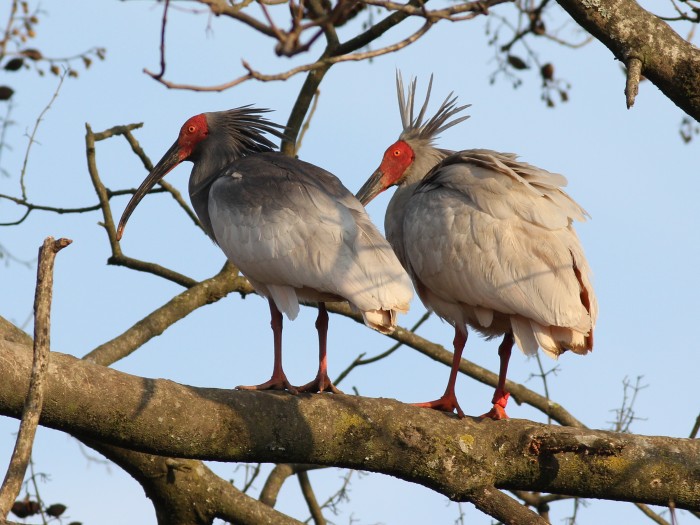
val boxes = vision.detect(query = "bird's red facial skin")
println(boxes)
[177,114,209,160]
[379,140,414,188]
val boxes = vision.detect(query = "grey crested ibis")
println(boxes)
[356,75,597,418]
[117,106,413,394]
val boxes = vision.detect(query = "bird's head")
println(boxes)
[115,113,211,241]
[356,139,416,205]
[357,72,470,207]
[116,107,284,241]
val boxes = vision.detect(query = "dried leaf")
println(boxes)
[0,86,15,100]
[21,48,43,60]
[46,503,68,517]
[4,58,24,71]
[507,55,528,70]
[540,63,554,81]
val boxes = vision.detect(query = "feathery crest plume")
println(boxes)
[396,71,471,143]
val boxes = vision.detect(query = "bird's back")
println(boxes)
[207,152,412,332]
[400,149,597,357]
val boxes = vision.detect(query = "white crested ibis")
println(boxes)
[356,75,597,419]
[117,106,413,394]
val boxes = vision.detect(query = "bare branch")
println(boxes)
[635,502,672,525]
[0,237,71,518]
[260,464,297,507]
[297,471,326,525]
[83,261,246,366]
[625,56,643,108]
[153,0,170,80]
[362,0,508,22]
[469,486,549,524]
[19,72,65,200]
[334,311,431,387]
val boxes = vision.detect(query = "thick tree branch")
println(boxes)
[556,0,700,120]
[83,442,304,525]
[0,338,698,513]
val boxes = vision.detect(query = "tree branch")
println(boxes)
[83,262,249,366]
[0,337,698,514]
[0,237,71,518]
[555,0,700,120]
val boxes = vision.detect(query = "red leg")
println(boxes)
[237,298,298,394]
[297,303,343,394]
[480,333,514,420]
[412,326,466,418]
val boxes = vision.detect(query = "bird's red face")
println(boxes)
[357,140,415,206]
[177,114,209,160]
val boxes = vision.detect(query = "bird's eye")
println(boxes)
[393,149,401,157]
[187,125,197,134]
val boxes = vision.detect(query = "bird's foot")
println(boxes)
[411,394,465,419]
[236,374,299,395]
[479,390,510,420]
[479,404,509,420]
[296,372,343,394]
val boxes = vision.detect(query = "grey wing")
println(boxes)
[208,154,412,319]
[404,155,595,334]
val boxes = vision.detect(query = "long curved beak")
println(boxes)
[355,168,385,206]
[116,141,181,241]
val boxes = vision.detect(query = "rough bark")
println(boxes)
[1,322,698,513]
[556,0,700,121]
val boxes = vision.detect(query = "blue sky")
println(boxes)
[1,1,698,524]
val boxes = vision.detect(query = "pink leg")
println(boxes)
[480,333,514,420]
[237,298,298,394]
[297,303,343,394]
[412,326,466,418]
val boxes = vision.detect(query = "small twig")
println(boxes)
[83,261,242,366]
[147,19,434,94]
[0,0,19,60]
[313,469,353,517]
[528,353,560,425]
[27,458,48,524]
[0,236,71,518]
[690,413,700,439]
[297,471,326,525]
[334,311,431,386]
[362,0,508,21]
[635,502,672,525]
[0,100,15,177]
[468,486,548,524]
[240,463,261,494]
[19,73,66,200]
[625,56,643,109]
[296,89,320,154]
[153,0,171,80]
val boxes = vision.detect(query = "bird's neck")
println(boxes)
[188,147,244,241]
[402,143,450,186]
[384,145,450,267]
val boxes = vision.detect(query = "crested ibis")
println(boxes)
[117,106,413,394]
[357,75,597,419]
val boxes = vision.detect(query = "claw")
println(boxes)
[296,372,343,394]
[237,374,298,395]
[479,404,509,420]
[412,394,465,418]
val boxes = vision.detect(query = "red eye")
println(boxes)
[393,149,401,157]
[187,125,197,134]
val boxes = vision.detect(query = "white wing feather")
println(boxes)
[208,154,413,330]
[397,150,596,356]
